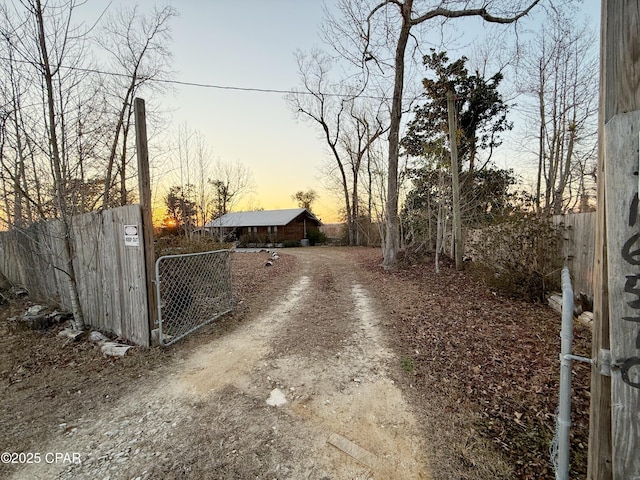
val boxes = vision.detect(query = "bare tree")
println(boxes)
[0,1,176,220]
[0,0,178,330]
[288,50,387,245]
[165,124,252,231]
[288,50,352,239]
[323,0,542,267]
[0,0,95,223]
[517,8,598,214]
[193,131,215,229]
[32,0,86,328]
[169,124,202,238]
[98,4,176,209]
[342,99,388,244]
[210,159,255,219]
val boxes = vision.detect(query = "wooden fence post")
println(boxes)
[134,98,158,344]
[447,90,463,270]
[590,1,640,478]
[588,3,612,477]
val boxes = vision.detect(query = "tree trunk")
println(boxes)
[9,49,25,228]
[35,0,84,330]
[323,123,353,245]
[435,201,442,274]
[367,146,373,246]
[103,83,135,210]
[352,182,359,246]
[553,119,577,214]
[536,85,545,213]
[382,1,412,268]
[119,112,132,206]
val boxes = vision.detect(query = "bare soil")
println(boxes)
[0,247,590,480]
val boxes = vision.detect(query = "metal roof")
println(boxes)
[206,208,322,228]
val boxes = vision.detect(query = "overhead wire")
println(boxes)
[0,56,405,102]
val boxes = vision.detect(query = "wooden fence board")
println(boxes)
[73,211,102,332]
[101,205,148,345]
[603,111,640,478]
[100,209,123,337]
[553,212,596,300]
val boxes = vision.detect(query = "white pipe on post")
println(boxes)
[556,266,574,480]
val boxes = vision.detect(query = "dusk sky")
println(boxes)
[83,0,600,224]
[161,1,333,220]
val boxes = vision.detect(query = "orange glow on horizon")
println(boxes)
[150,188,343,227]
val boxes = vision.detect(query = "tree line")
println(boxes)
[160,125,255,237]
[0,0,598,277]
[0,1,176,227]
[289,0,597,268]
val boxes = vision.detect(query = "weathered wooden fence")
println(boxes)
[466,212,596,300]
[553,212,596,300]
[0,205,149,345]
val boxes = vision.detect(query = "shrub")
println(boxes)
[281,240,301,248]
[154,235,230,257]
[467,215,562,302]
[306,229,327,246]
[237,234,266,247]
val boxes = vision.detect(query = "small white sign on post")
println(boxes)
[124,224,140,247]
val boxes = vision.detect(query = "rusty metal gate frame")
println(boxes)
[155,249,233,346]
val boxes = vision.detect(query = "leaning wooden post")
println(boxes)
[134,98,158,345]
[591,1,640,478]
[447,90,463,270]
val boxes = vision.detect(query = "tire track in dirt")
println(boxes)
[170,275,311,396]
[11,248,430,479]
[261,249,430,479]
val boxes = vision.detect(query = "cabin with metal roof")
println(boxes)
[205,208,322,244]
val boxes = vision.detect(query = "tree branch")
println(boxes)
[411,1,541,26]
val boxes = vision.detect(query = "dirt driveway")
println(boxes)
[10,248,431,480]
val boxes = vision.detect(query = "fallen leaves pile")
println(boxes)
[354,250,591,480]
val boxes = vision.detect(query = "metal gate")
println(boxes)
[155,249,232,346]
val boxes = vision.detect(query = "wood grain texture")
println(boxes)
[604,1,640,121]
[603,111,640,478]
[553,212,596,299]
[135,98,158,345]
[327,432,378,470]
[588,109,613,480]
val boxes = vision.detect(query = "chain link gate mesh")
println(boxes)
[155,249,232,346]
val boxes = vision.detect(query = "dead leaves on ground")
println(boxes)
[354,250,591,480]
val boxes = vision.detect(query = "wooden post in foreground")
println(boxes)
[588,2,612,478]
[447,90,463,271]
[134,97,158,344]
[590,1,640,478]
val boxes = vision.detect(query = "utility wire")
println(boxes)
[0,56,403,101]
